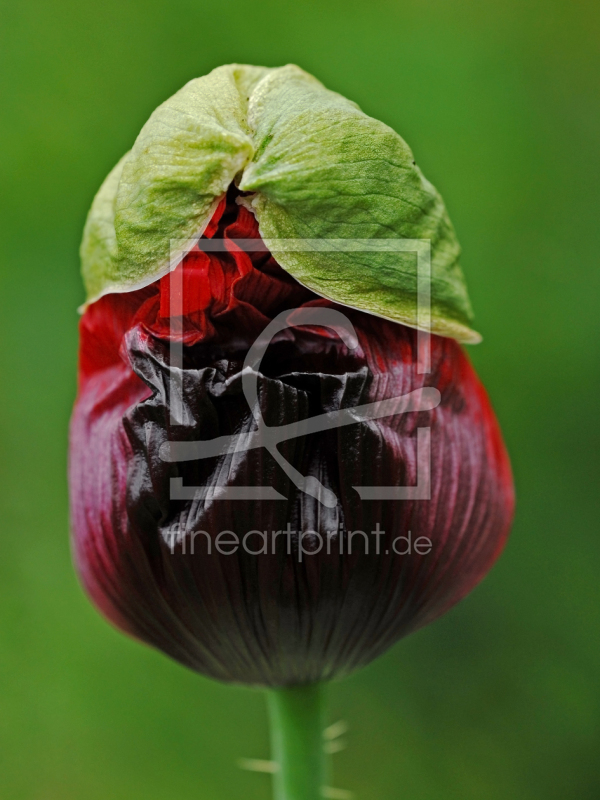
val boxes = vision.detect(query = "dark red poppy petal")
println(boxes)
[69,189,514,686]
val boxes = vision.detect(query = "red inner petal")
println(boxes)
[78,189,317,386]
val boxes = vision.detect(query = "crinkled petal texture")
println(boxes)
[69,193,514,687]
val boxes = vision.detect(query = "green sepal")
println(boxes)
[80,63,480,342]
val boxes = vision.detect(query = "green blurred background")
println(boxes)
[1,0,599,797]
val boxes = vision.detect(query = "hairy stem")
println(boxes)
[267,684,327,800]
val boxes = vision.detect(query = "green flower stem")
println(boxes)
[267,683,327,800]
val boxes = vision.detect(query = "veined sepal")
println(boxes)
[80,63,480,343]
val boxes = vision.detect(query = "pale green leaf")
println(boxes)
[239,65,479,342]
[80,63,480,342]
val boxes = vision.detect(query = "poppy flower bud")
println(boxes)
[70,64,514,687]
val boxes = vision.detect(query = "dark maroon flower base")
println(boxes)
[69,190,514,686]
